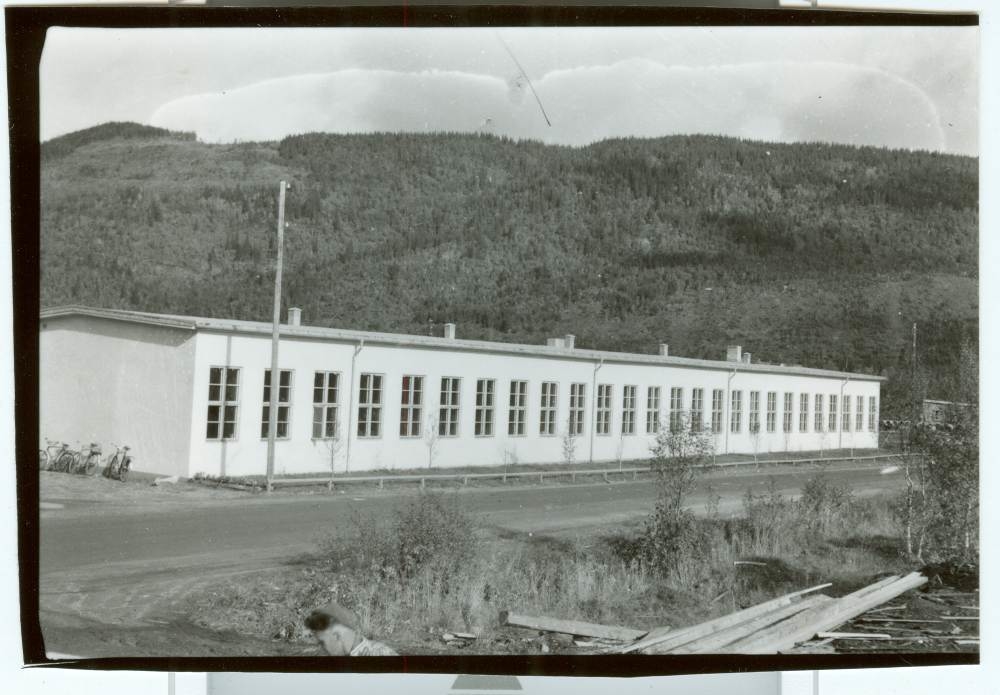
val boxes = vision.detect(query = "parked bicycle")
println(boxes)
[73,442,103,476]
[104,443,133,482]
[51,442,80,473]
[39,439,70,472]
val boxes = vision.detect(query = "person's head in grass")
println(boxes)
[305,602,362,655]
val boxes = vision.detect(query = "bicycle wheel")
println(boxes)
[39,450,49,471]
[118,458,131,483]
[104,453,119,479]
[84,453,99,476]
[56,452,74,473]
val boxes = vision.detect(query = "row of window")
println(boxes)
[205,367,879,441]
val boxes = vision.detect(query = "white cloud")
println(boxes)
[151,58,946,153]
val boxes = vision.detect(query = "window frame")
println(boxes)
[399,374,424,438]
[539,381,558,436]
[669,387,684,433]
[646,386,661,434]
[783,392,794,434]
[711,388,724,434]
[766,391,778,433]
[596,383,613,436]
[475,378,496,437]
[856,395,865,433]
[508,380,528,436]
[814,394,824,433]
[689,388,704,433]
[261,368,293,440]
[829,394,839,432]
[730,390,743,434]
[869,396,877,432]
[312,371,341,440]
[207,366,241,441]
[438,376,461,437]
[842,395,851,432]
[569,383,586,436]
[621,385,637,435]
[357,372,385,439]
[799,393,809,433]
[749,390,761,434]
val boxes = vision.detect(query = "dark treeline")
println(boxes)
[40,124,978,415]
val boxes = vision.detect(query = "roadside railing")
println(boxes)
[265,452,920,491]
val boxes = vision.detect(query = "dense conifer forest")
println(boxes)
[40,123,978,415]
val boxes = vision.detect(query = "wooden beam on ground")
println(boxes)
[818,632,892,640]
[618,582,832,655]
[677,595,834,654]
[725,572,927,654]
[498,611,647,642]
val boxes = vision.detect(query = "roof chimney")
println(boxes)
[564,334,575,349]
[742,352,752,364]
[287,307,302,326]
[727,345,742,362]
[659,343,669,357]
[444,323,456,339]
[546,337,565,348]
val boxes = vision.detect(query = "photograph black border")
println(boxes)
[7,2,979,676]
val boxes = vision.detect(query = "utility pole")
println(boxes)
[266,180,288,492]
[912,322,918,422]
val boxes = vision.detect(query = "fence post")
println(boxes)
[571,472,576,483]
[420,477,426,490]
[378,478,384,490]
[502,473,507,484]
[603,471,609,483]
[633,469,638,481]
[463,476,468,486]
[539,473,544,484]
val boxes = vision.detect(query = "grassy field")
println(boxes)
[184,473,923,654]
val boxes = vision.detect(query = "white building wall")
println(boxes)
[187,328,881,477]
[39,316,197,477]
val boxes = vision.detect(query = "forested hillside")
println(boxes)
[40,124,978,414]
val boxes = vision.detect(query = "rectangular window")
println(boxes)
[475,379,495,437]
[799,393,809,433]
[358,374,383,437]
[508,380,527,436]
[842,395,851,432]
[597,384,612,435]
[856,395,865,432]
[749,391,761,434]
[691,388,705,433]
[646,386,661,434]
[783,392,793,433]
[312,371,340,439]
[814,394,824,432]
[767,392,778,433]
[399,375,423,438]
[829,394,838,432]
[622,385,637,435]
[670,387,683,432]
[439,377,461,437]
[569,383,586,436]
[869,396,877,431]
[712,389,724,434]
[730,390,743,433]
[261,369,292,439]
[539,382,558,436]
[207,366,240,440]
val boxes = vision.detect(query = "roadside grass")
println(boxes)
[185,477,917,654]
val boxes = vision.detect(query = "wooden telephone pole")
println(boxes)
[266,180,288,492]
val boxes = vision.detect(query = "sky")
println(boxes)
[39,25,978,155]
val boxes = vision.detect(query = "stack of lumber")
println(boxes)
[498,573,928,655]
[615,572,927,655]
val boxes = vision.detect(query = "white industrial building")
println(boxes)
[39,306,883,478]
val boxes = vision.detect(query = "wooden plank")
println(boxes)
[677,595,834,654]
[620,582,833,655]
[856,618,942,624]
[499,611,647,642]
[818,632,892,640]
[727,572,927,654]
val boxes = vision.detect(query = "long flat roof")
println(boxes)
[40,305,886,382]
